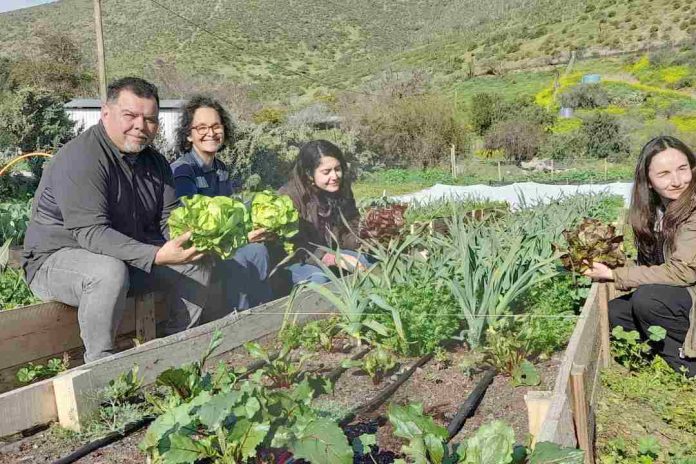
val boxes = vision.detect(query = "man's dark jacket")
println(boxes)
[23,122,179,283]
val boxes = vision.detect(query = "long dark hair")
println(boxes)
[630,135,696,263]
[175,95,234,154]
[287,139,353,200]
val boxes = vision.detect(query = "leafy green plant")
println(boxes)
[388,402,450,464]
[16,354,69,384]
[482,321,540,387]
[168,195,250,259]
[611,325,666,371]
[147,330,228,411]
[348,345,397,385]
[279,316,341,352]
[250,190,298,253]
[0,198,31,244]
[103,365,143,404]
[245,341,317,389]
[140,375,350,463]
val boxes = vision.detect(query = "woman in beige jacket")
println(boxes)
[586,136,696,375]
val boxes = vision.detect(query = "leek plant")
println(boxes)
[445,218,560,348]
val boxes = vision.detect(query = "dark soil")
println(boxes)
[0,337,562,463]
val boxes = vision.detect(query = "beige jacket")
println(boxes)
[613,211,696,357]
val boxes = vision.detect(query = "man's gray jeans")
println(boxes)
[29,248,212,363]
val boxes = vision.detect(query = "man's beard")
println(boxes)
[122,139,149,154]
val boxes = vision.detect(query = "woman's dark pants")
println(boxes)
[609,284,696,375]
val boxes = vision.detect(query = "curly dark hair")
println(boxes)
[175,95,234,154]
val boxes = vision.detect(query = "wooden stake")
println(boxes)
[604,159,608,181]
[450,144,457,178]
[598,283,611,368]
[525,391,552,446]
[570,365,594,464]
[497,161,502,182]
[135,293,157,343]
[93,0,107,101]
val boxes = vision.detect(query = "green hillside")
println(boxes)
[1,0,695,99]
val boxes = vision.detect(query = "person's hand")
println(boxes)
[335,253,367,272]
[321,252,337,267]
[583,262,614,281]
[247,228,276,243]
[155,231,205,265]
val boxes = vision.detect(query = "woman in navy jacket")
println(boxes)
[171,95,272,311]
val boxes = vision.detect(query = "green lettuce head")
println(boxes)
[168,194,250,259]
[251,190,299,252]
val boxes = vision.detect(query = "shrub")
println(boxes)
[344,93,468,169]
[0,87,75,153]
[484,119,545,162]
[469,92,503,135]
[581,112,631,159]
[539,130,588,160]
[252,107,286,125]
[558,84,610,109]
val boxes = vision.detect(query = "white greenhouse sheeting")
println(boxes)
[393,182,634,209]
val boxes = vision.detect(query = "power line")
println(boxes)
[143,0,376,97]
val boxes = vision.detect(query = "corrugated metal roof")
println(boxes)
[64,99,185,109]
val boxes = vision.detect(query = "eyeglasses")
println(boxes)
[192,124,224,135]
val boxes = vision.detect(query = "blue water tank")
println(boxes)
[559,107,574,118]
[582,74,601,84]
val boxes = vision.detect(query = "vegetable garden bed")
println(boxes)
[0,194,625,463]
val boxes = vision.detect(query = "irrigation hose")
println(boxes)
[326,346,372,384]
[446,368,496,441]
[0,152,52,177]
[339,353,433,427]
[51,416,154,464]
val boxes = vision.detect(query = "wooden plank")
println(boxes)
[570,365,594,464]
[135,293,157,343]
[537,282,601,447]
[598,283,611,368]
[53,369,98,432]
[0,286,335,437]
[524,390,552,446]
[0,295,167,374]
[537,393,577,447]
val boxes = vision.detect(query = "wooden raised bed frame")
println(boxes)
[0,281,612,461]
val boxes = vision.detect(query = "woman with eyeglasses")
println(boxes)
[171,95,273,312]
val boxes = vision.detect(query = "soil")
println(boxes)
[0,336,563,463]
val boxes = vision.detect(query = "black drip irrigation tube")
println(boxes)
[51,417,153,464]
[339,353,434,427]
[326,346,372,385]
[446,368,497,441]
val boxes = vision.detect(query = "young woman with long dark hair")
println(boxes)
[279,139,367,284]
[171,95,273,311]
[586,135,696,375]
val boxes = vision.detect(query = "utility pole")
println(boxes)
[93,0,107,101]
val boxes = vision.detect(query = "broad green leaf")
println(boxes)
[161,434,204,464]
[460,420,515,464]
[140,403,194,452]
[511,360,541,387]
[227,418,270,459]
[528,442,584,463]
[647,326,667,342]
[285,417,354,464]
[362,319,391,337]
[198,391,240,430]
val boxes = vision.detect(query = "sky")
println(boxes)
[0,0,58,14]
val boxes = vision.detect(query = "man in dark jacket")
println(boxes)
[23,77,212,363]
